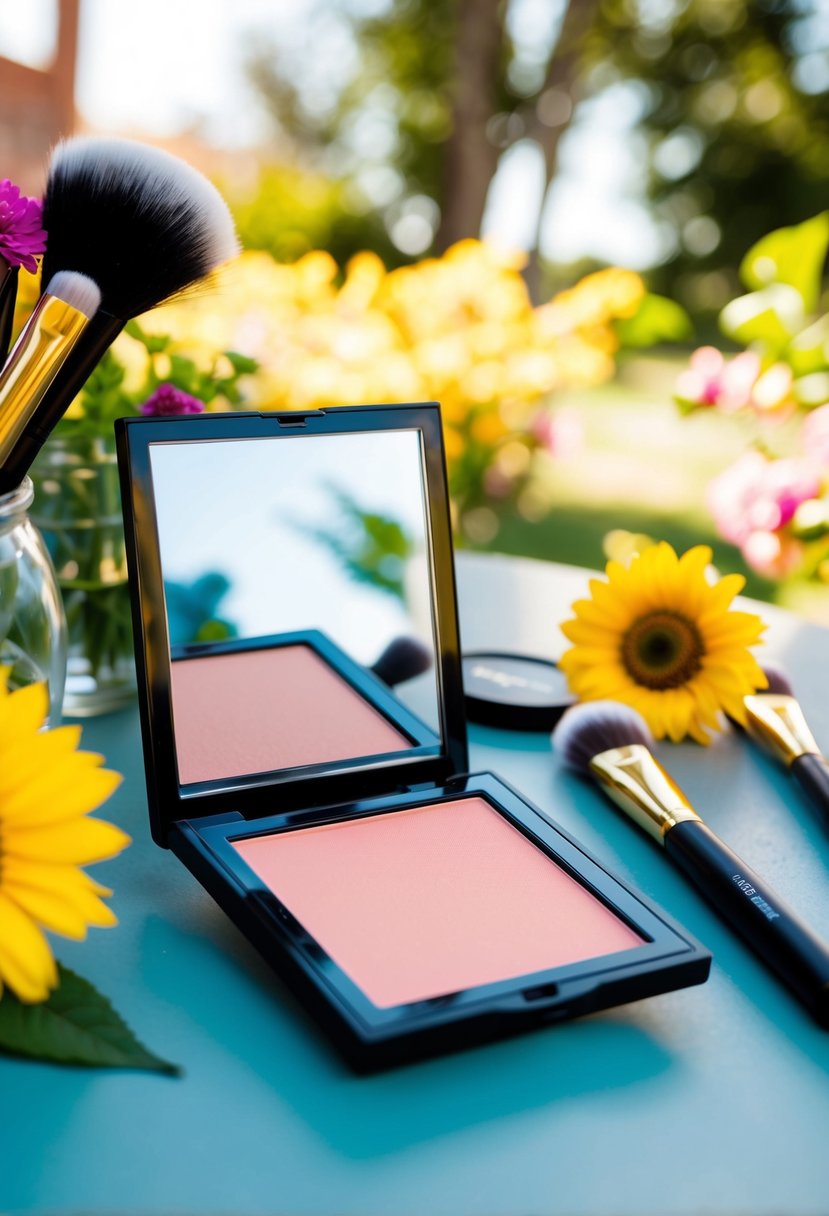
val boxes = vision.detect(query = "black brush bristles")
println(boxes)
[759,662,794,697]
[41,137,239,319]
[553,700,654,774]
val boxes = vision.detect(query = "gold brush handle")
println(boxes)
[0,295,90,466]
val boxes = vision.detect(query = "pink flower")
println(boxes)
[0,180,47,273]
[707,451,819,577]
[532,407,583,458]
[139,383,205,417]
[802,404,829,468]
[675,346,761,413]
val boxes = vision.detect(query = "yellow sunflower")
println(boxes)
[559,543,767,744]
[0,673,129,1003]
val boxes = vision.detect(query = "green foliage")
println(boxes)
[56,323,259,441]
[719,284,804,353]
[0,965,179,1074]
[240,2,454,267]
[243,0,566,263]
[588,0,829,325]
[61,350,133,439]
[126,321,256,408]
[296,485,413,601]
[719,214,829,361]
[223,164,398,267]
[740,212,829,312]
[615,293,693,346]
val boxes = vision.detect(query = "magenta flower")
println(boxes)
[140,383,205,417]
[0,180,47,273]
[707,451,819,577]
[675,346,761,413]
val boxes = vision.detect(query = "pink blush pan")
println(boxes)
[231,796,644,1008]
[170,644,413,785]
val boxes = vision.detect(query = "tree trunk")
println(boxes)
[523,0,599,301]
[434,0,504,252]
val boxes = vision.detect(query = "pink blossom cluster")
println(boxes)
[532,406,583,458]
[707,405,829,578]
[676,347,793,420]
[139,383,205,417]
[0,180,46,273]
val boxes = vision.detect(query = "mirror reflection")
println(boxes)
[148,430,440,785]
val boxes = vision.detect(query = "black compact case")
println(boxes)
[117,403,710,1071]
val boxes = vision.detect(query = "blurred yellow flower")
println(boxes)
[102,239,646,529]
[0,674,129,1003]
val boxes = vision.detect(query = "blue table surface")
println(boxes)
[3,554,829,1216]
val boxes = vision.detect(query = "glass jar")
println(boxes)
[30,434,136,716]
[0,476,67,724]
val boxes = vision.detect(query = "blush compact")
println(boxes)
[117,403,710,1071]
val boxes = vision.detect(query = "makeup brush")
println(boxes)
[742,663,829,834]
[0,263,19,366]
[371,636,433,686]
[0,137,239,494]
[0,270,101,471]
[553,700,829,1027]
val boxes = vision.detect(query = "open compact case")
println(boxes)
[117,403,710,1071]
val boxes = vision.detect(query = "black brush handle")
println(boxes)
[0,263,19,366]
[791,753,829,833]
[664,819,829,1027]
[0,310,124,494]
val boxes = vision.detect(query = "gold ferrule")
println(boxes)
[589,743,702,844]
[0,294,91,465]
[743,693,819,766]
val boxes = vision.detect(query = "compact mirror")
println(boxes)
[147,428,443,789]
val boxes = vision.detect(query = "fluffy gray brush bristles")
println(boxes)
[552,700,654,774]
[758,662,794,697]
[41,136,239,319]
[44,271,101,319]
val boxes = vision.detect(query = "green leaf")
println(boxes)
[719,284,804,354]
[0,965,180,1075]
[224,350,260,375]
[673,394,707,417]
[125,319,171,354]
[789,314,829,376]
[615,293,693,346]
[740,212,829,313]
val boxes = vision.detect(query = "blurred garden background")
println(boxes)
[3,0,829,620]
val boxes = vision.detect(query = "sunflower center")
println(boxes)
[621,610,704,690]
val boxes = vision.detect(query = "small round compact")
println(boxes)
[462,651,576,732]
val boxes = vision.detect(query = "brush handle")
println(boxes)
[0,263,19,366]
[0,311,124,494]
[791,753,829,833]
[664,819,829,1027]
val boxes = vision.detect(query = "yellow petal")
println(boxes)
[0,680,48,740]
[0,893,58,1003]
[6,816,132,865]
[3,860,118,938]
[3,766,123,826]
[0,725,83,799]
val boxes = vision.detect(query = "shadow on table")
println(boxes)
[140,912,675,1159]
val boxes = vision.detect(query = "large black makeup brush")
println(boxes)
[553,700,829,1027]
[742,662,829,836]
[0,137,239,493]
